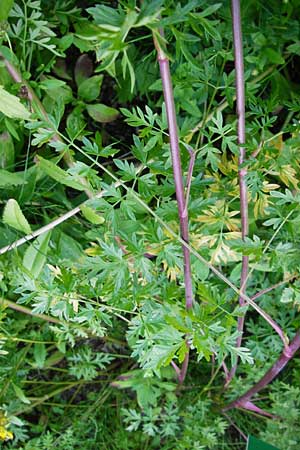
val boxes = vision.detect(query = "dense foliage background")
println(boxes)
[0,1,300,448]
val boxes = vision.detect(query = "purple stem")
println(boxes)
[153,35,193,311]
[227,0,249,385]
[153,32,194,384]
[171,361,181,378]
[251,276,296,302]
[224,331,300,413]
[184,145,195,213]
[178,349,190,384]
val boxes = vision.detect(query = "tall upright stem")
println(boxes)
[153,32,193,384]
[227,0,249,385]
[153,34,193,311]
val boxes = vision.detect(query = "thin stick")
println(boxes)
[227,0,249,385]
[222,412,247,441]
[0,182,121,255]
[0,204,82,255]
[251,275,296,302]
[1,298,60,324]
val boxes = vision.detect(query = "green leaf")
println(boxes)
[199,3,222,17]
[36,156,87,191]
[39,78,66,90]
[192,258,209,281]
[80,205,105,225]
[74,54,93,87]
[142,344,179,370]
[263,48,285,65]
[33,343,47,369]
[86,103,119,123]
[0,0,14,21]
[121,50,135,93]
[287,42,300,56]
[114,158,137,180]
[0,86,30,120]
[78,75,104,102]
[0,131,14,169]
[58,232,83,260]
[3,198,31,234]
[0,169,25,188]
[12,383,31,404]
[88,5,123,28]
[23,231,51,279]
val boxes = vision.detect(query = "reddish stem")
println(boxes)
[224,331,300,413]
[153,35,193,312]
[227,0,249,385]
[153,32,193,384]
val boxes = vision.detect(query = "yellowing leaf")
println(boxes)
[0,86,30,120]
[84,244,102,256]
[211,242,240,264]
[262,182,280,192]
[162,260,181,281]
[254,194,270,219]
[3,199,31,234]
[278,164,298,189]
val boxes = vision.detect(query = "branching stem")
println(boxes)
[224,331,300,413]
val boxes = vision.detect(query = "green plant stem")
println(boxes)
[1,298,60,324]
[1,298,126,347]
[14,382,81,416]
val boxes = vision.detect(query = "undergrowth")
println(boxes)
[0,1,300,449]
